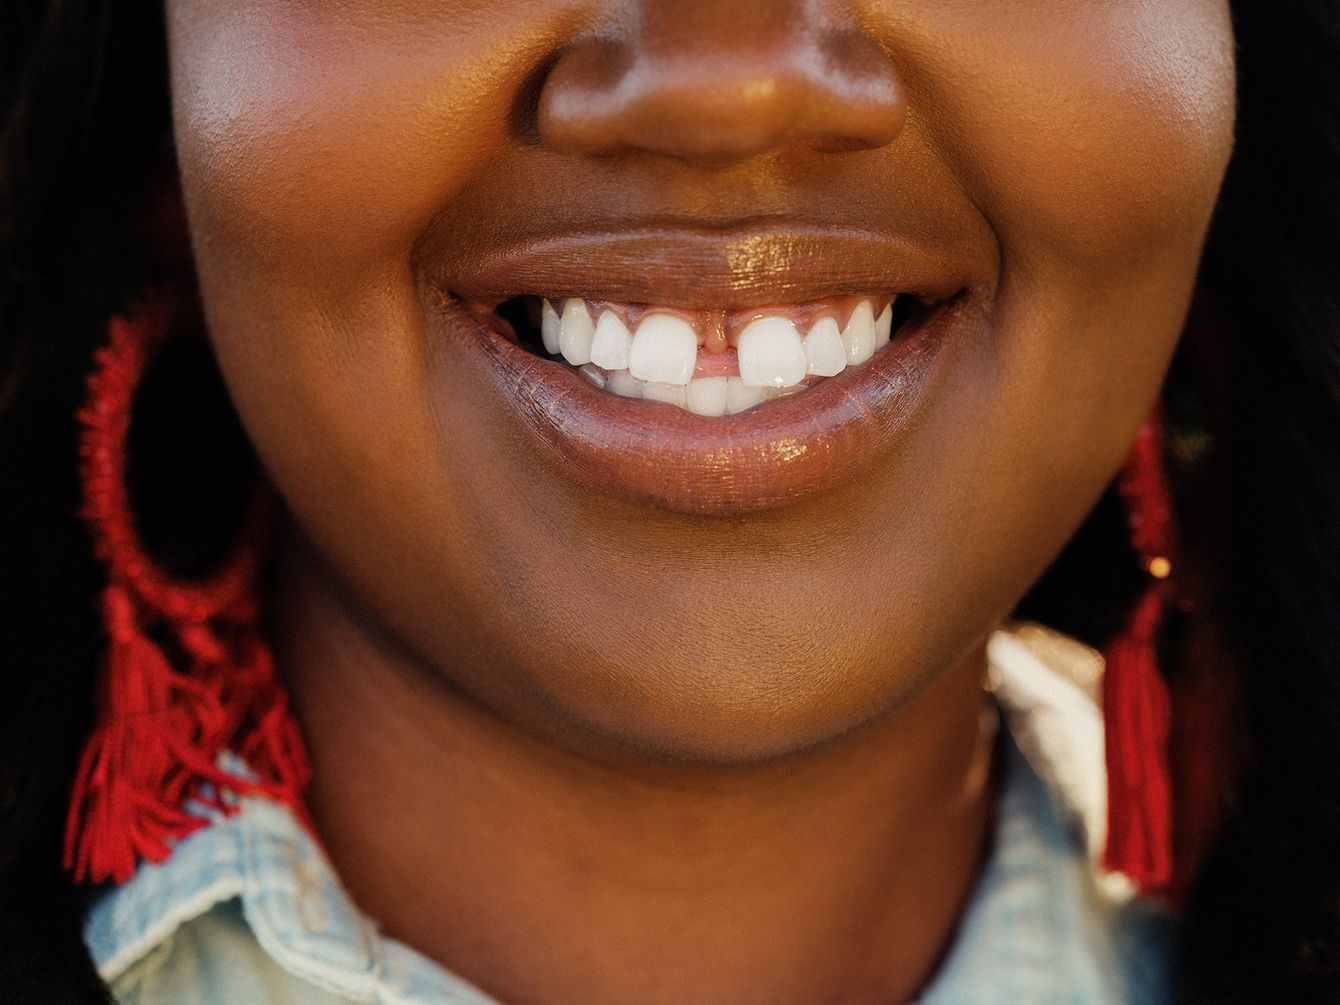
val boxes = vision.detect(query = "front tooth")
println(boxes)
[590,311,633,370]
[842,300,876,365]
[686,376,729,417]
[629,314,697,385]
[737,317,807,388]
[725,377,769,414]
[874,301,893,347]
[541,300,562,355]
[642,381,688,407]
[606,369,642,399]
[803,317,847,377]
[559,299,596,365]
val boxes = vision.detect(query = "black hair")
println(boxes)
[2,2,165,1001]
[2,1,1338,1002]
[1174,1,1340,999]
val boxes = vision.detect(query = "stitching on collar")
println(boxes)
[238,793,384,999]
[85,810,247,982]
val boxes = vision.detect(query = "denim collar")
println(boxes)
[85,773,500,1003]
[85,627,1176,1003]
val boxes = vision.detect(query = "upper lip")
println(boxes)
[425,219,980,310]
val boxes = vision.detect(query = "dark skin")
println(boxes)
[164,2,1235,1002]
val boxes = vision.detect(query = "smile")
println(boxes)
[426,225,981,516]
[488,294,939,417]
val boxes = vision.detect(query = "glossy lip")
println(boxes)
[425,283,968,516]
[429,223,976,309]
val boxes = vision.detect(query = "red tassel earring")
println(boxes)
[1102,408,1177,897]
[64,290,311,885]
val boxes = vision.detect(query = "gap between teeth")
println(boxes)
[540,297,894,417]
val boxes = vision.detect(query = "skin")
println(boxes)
[163,2,1235,1002]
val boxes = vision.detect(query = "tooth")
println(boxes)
[559,299,595,366]
[842,300,876,365]
[737,317,807,388]
[874,301,893,348]
[629,314,697,385]
[578,363,607,389]
[589,311,633,370]
[725,377,769,415]
[541,299,562,355]
[686,376,729,417]
[606,369,642,399]
[642,381,688,407]
[803,317,847,377]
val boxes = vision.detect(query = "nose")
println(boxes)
[537,1,906,166]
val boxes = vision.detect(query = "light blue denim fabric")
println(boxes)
[85,734,1176,1004]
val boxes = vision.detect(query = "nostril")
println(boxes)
[509,52,564,149]
[537,19,904,165]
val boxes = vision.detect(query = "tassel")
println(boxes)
[1101,413,1177,895]
[1102,584,1174,893]
[64,294,311,885]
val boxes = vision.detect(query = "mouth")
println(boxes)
[424,226,978,516]
[488,293,933,417]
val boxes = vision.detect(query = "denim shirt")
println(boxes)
[85,628,1177,1004]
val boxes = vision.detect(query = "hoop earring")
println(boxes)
[1102,407,1176,897]
[64,289,310,885]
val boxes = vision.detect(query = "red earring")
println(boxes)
[1102,407,1177,897]
[64,289,311,885]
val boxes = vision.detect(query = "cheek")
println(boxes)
[165,1,553,275]
[863,2,1237,650]
[887,0,1235,476]
[883,0,1236,264]
[162,1,564,598]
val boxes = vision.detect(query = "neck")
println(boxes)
[276,538,998,1005]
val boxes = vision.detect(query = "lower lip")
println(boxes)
[430,294,958,516]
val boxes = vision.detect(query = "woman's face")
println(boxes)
[165,1,1234,762]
